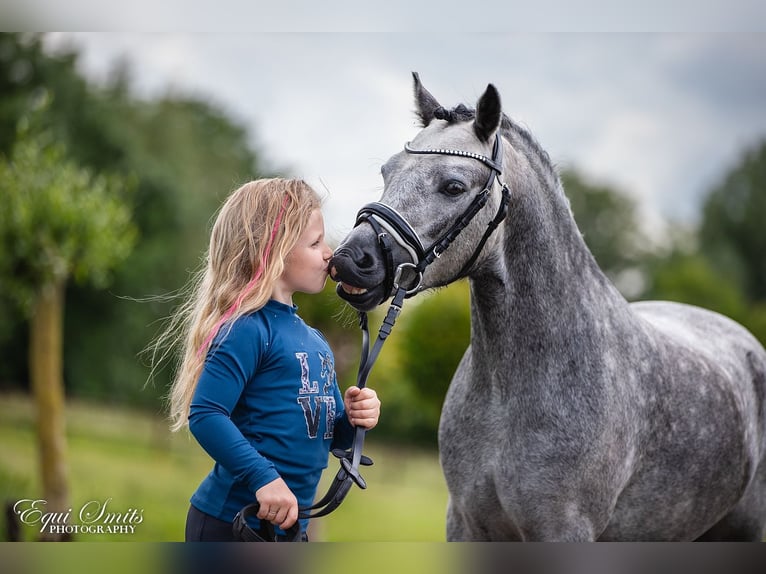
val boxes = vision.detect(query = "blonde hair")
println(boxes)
[156,178,322,431]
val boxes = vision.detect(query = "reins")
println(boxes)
[294,292,399,520]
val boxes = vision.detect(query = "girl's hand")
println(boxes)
[344,386,381,429]
[255,477,299,529]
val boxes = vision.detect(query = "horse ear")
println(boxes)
[474,84,502,142]
[412,72,442,127]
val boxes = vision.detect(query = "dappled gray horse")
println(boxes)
[330,73,766,541]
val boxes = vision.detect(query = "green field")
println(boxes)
[0,392,448,542]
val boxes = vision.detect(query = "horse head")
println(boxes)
[330,73,511,311]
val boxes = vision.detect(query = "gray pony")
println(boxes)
[330,73,766,541]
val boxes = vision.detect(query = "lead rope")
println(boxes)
[297,286,407,519]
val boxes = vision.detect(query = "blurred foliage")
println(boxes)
[561,169,648,282]
[0,99,138,524]
[699,140,766,302]
[638,139,766,349]
[378,283,470,445]
[0,115,136,311]
[644,252,747,319]
[0,33,268,407]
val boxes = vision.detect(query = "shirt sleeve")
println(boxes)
[188,319,280,494]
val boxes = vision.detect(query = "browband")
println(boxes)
[404,136,503,172]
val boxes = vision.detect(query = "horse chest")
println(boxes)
[438,362,578,507]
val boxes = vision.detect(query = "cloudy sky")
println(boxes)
[40,14,766,242]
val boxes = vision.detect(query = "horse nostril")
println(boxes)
[335,245,377,271]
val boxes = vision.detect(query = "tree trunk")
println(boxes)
[29,279,71,541]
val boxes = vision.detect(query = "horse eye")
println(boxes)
[441,180,466,197]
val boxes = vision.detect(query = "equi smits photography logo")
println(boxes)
[13,498,144,536]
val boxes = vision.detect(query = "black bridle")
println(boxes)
[356,131,512,297]
[235,131,511,541]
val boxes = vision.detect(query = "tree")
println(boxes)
[0,34,271,408]
[699,139,766,302]
[0,119,135,539]
[367,282,471,446]
[561,169,648,298]
[643,251,747,321]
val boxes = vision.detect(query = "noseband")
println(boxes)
[355,132,512,298]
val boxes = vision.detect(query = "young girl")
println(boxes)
[164,178,381,541]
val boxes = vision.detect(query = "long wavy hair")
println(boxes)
[155,178,322,431]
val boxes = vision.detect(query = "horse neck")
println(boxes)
[470,131,629,358]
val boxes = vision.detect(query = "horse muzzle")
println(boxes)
[329,247,391,311]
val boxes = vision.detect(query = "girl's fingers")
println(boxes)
[273,506,288,526]
[280,505,299,530]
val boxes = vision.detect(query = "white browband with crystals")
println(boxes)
[403,142,502,172]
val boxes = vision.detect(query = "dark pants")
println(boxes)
[185,505,307,542]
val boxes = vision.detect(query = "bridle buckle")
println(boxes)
[393,262,423,295]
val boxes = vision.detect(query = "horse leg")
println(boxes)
[520,516,598,541]
[445,498,524,541]
[462,499,598,541]
[446,499,493,541]
[695,459,766,541]
[445,500,471,541]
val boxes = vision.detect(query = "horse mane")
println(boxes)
[434,104,557,183]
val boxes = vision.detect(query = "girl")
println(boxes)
[163,178,381,541]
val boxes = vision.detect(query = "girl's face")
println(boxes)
[272,209,333,304]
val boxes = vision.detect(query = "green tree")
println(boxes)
[0,121,135,537]
[0,34,272,408]
[0,33,133,388]
[636,139,766,350]
[561,169,648,298]
[643,251,747,321]
[699,139,766,302]
[369,282,471,446]
[693,138,766,348]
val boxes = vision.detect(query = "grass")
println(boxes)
[0,392,448,542]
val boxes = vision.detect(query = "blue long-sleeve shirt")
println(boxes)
[188,299,354,532]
